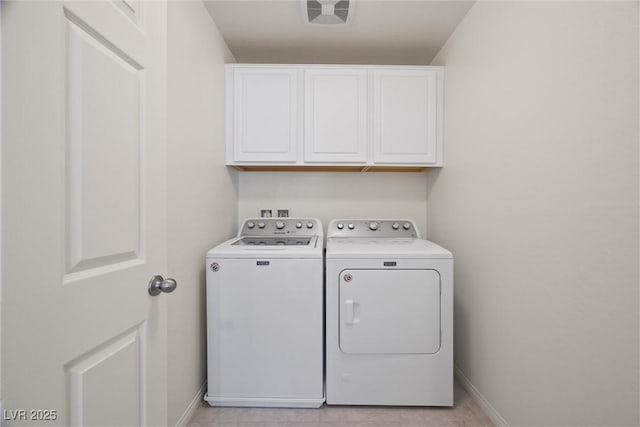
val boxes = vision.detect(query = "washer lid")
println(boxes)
[326,237,452,259]
[207,235,322,259]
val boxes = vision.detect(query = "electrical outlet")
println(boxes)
[277,209,290,218]
[258,209,273,218]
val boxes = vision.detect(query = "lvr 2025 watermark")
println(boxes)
[4,409,57,421]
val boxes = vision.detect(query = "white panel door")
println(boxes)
[339,269,441,354]
[304,69,367,163]
[2,1,168,425]
[373,69,439,164]
[232,68,298,163]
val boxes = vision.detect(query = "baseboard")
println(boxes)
[455,365,508,426]
[175,381,206,427]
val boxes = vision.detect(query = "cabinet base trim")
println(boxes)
[230,165,432,172]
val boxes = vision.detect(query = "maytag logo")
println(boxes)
[384,261,397,267]
[257,261,270,266]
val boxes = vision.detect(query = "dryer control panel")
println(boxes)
[328,219,419,239]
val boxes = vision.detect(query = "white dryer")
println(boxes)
[325,219,453,406]
[205,218,324,408]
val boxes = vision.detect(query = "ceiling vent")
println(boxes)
[304,0,353,25]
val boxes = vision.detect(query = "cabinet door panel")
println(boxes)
[373,70,440,164]
[232,68,298,162]
[304,69,367,163]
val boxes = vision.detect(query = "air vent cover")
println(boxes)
[305,0,353,25]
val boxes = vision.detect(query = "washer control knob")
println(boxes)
[258,222,266,229]
[275,221,285,230]
[369,222,379,231]
[295,222,303,229]
[337,223,344,230]
[392,223,400,230]
[247,222,255,229]
[348,223,355,230]
[306,222,314,229]
[403,222,411,230]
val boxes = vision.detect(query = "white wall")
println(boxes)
[167,2,237,424]
[428,2,639,425]
[238,171,428,236]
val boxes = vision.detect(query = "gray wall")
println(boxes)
[167,3,238,424]
[427,2,639,425]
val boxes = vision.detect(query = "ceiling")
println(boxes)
[203,1,475,65]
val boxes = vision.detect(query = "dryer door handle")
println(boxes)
[344,300,359,325]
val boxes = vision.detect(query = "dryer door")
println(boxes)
[339,269,441,354]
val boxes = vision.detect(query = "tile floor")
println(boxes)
[188,381,493,427]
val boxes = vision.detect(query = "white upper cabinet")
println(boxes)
[229,67,298,163]
[226,65,443,169]
[373,69,441,165]
[304,69,367,163]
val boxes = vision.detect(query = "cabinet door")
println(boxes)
[373,69,441,165]
[304,69,367,163]
[232,68,298,162]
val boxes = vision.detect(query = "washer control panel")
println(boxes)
[328,219,419,238]
[240,218,322,236]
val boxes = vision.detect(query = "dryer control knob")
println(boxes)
[392,223,400,230]
[369,222,379,231]
[258,222,266,229]
[337,223,344,230]
[403,222,411,230]
[247,222,255,229]
[295,222,303,229]
[275,221,285,230]
[348,223,355,230]
[306,222,314,229]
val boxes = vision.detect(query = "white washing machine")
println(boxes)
[205,218,324,408]
[325,219,453,406]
